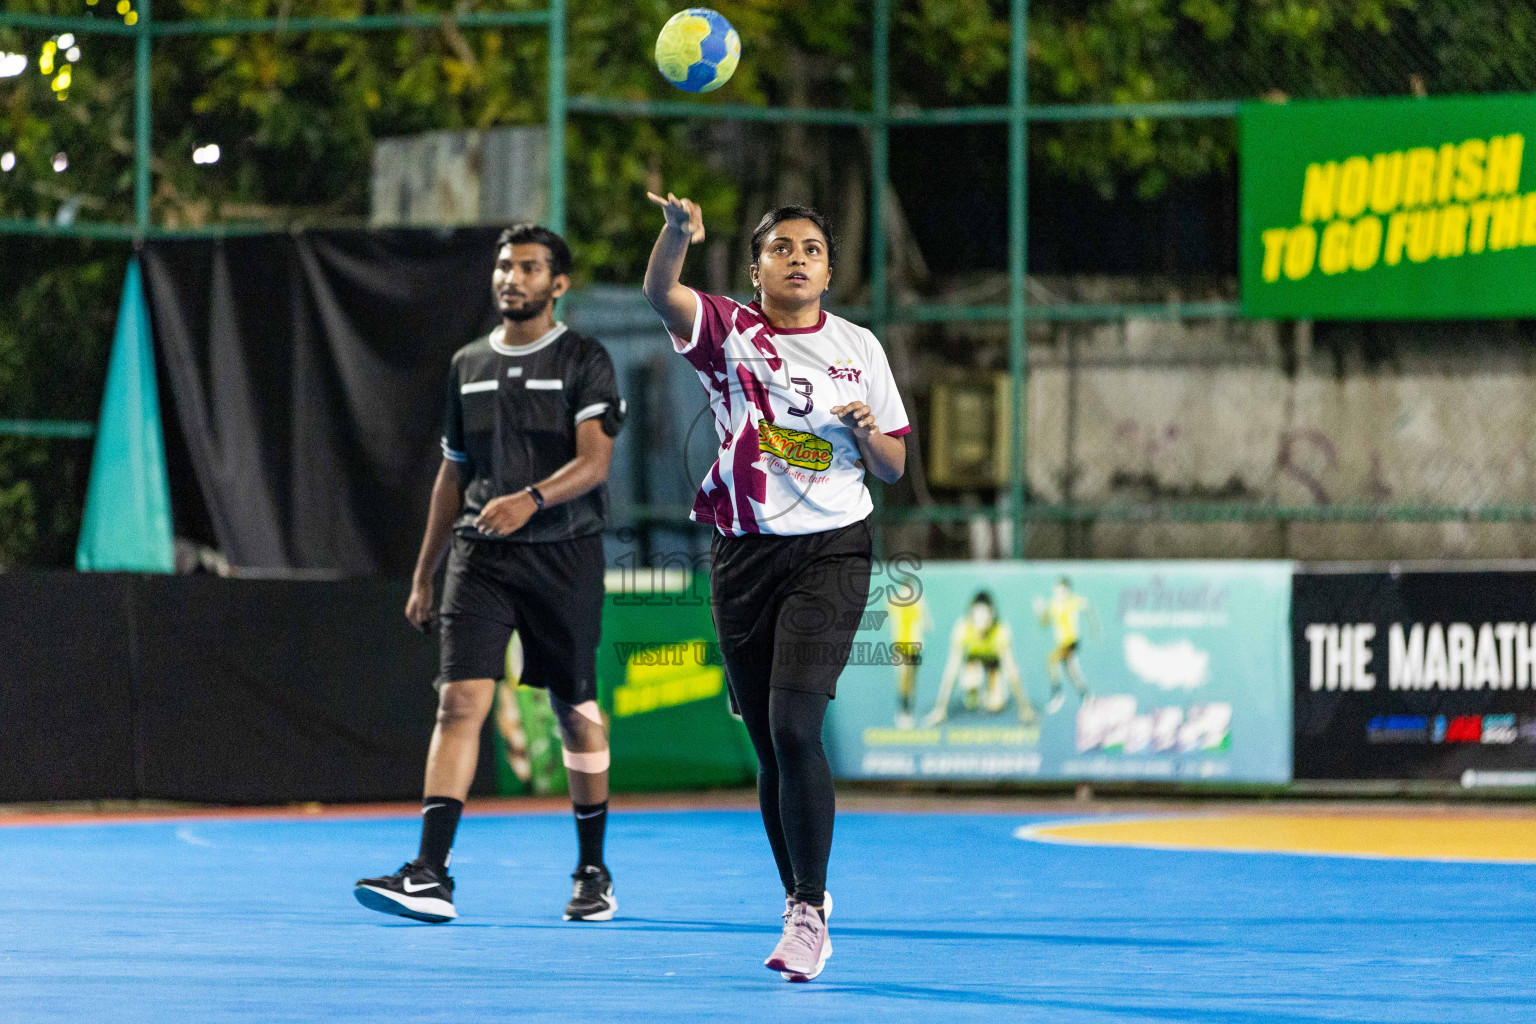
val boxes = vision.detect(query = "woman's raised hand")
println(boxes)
[647,191,705,244]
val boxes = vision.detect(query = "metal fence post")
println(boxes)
[1007,0,1028,558]
[546,0,566,237]
[869,0,891,559]
[134,0,152,233]
[870,0,889,338]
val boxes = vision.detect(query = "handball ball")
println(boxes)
[655,8,740,94]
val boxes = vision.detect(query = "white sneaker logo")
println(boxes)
[402,878,439,893]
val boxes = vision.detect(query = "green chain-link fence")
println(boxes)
[4,0,1534,561]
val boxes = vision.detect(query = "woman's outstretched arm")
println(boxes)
[643,191,705,340]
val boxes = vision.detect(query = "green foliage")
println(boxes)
[1024,0,1429,196]
[0,470,38,565]
[0,238,123,566]
[9,0,1521,239]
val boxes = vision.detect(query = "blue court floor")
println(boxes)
[3,808,1533,1023]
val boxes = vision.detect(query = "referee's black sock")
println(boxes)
[573,801,608,868]
[416,796,464,874]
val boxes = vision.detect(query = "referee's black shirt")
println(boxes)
[440,323,621,544]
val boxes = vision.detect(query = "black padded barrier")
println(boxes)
[0,572,137,801]
[0,571,486,804]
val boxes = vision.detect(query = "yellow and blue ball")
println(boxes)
[655,8,740,94]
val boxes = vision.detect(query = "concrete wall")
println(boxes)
[1016,313,1536,560]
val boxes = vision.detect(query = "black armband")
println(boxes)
[601,398,628,438]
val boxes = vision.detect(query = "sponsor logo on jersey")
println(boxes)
[827,359,863,383]
[757,420,833,471]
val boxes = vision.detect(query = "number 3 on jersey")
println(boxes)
[787,377,814,417]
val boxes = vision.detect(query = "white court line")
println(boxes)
[174,827,214,847]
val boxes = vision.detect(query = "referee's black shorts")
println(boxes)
[709,519,873,707]
[436,533,604,705]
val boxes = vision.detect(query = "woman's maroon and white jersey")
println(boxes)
[671,289,911,536]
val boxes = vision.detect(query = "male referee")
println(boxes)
[355,224,625,924]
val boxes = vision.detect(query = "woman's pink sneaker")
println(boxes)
[764,898,832,982]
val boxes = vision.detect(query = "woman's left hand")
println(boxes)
[831,401,879,439]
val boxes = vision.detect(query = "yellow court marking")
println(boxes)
[1022,814,1536,864]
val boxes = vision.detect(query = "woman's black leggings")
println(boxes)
[735,687,834,906]
[709,520,873,909]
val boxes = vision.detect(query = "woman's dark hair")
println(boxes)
[496,223,572,278]
[972,591,995,608]
[748,205,837,269]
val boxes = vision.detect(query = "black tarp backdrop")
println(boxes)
[1293,567,1536,781]
[0,571,497,803]
[142,228,503,573]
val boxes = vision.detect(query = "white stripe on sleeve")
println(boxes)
[671,286,706,354]
[574,402,609,424]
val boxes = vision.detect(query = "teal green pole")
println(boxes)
[1007,0,1028,558]
[869,0,889,337]
[560,95,1239,127]
[149,10,551,35]
[0,10,551,35]
[0,420,96,438]
[547,0,566,237]
[565,95,872,125]
[134,0,152,232]
[869,0,890,558]
[0,12,136,33]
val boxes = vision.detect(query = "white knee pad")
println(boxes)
[562,747,610,773]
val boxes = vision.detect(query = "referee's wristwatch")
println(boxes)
[524,485,546,510]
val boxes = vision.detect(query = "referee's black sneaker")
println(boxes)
[354,862,457,923]
[564,864,617,922]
